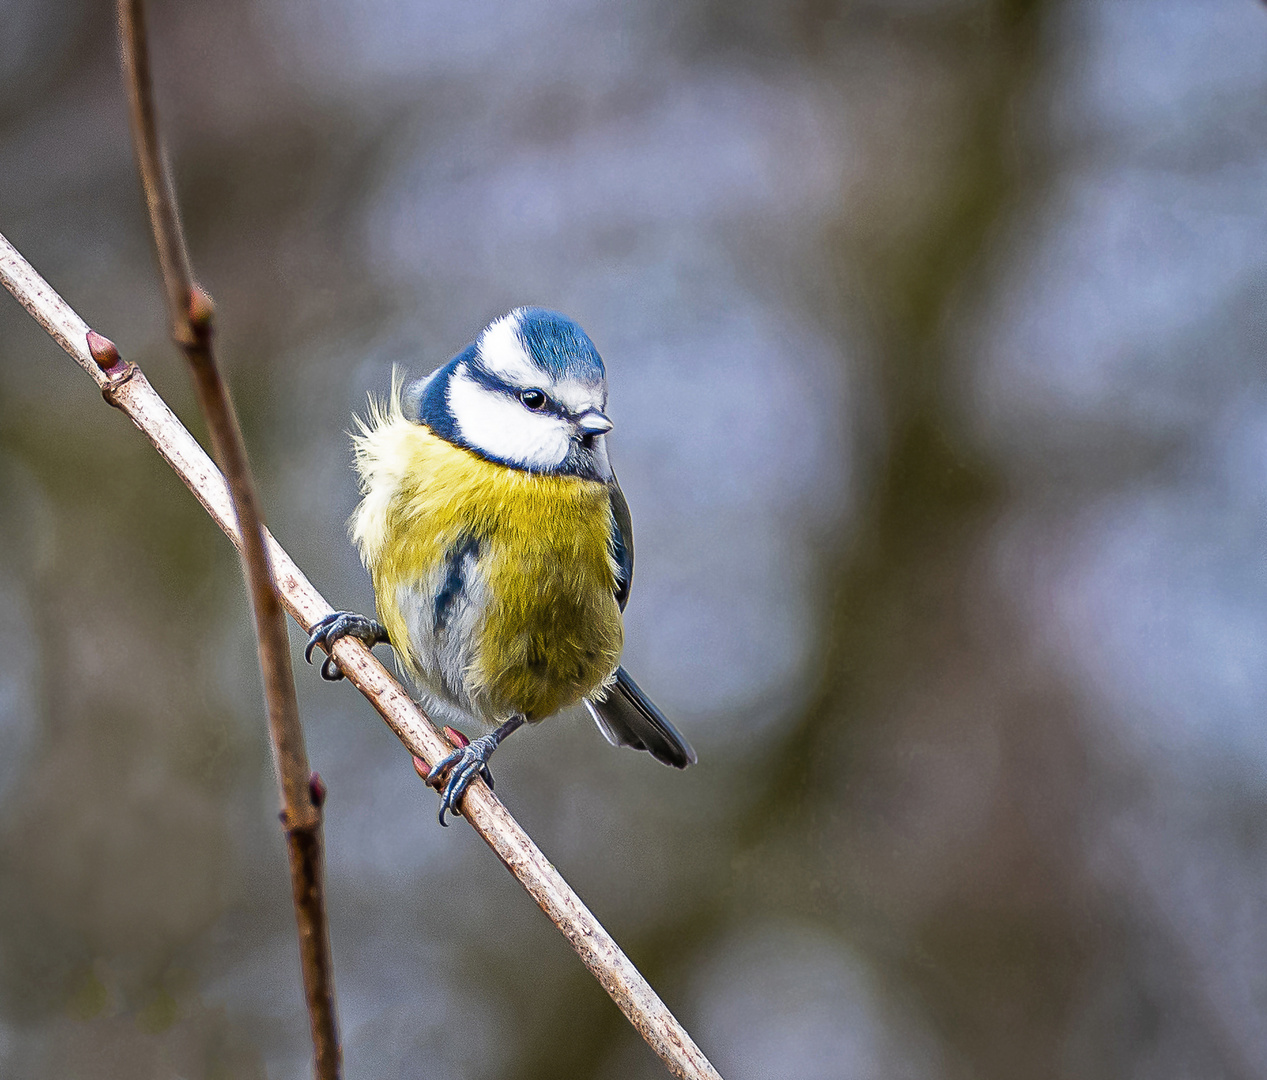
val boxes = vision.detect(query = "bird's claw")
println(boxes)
[425,736,498,826]
[305,611,389,681]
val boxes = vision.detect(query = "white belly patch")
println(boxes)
[395,539,489,720]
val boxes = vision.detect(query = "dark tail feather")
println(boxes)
[584,667,697,769]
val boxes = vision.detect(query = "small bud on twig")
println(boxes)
[188,284,215,334]
[443,726,471,749]
[309,771,327,808]
[87,330,122,372]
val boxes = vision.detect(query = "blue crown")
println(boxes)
[514,308,605,382]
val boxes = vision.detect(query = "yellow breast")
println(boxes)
[350,396,623,722]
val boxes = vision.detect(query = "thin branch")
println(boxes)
[117,0,192,337]
[0,231,723,1080]
[115,2,340,1075]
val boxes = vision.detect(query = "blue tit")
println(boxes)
[307,307,696,824]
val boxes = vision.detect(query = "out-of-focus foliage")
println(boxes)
[3,0,1267,1077]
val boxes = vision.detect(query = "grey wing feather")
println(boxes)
[585,667,697,769]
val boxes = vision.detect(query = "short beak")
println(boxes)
[576,409,613,436]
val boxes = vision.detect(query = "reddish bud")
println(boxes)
[308,771,327,808]
[443,726,471,749]
[188,285,215,331]
[412,756,430,781]
[86,331,121,371]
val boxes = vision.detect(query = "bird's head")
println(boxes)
[406,307,614,481]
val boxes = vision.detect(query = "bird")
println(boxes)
[306,307,696,824]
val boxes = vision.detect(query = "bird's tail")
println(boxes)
[584,667,697,769]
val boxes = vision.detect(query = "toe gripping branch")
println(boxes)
[426,714,526,826]
[305,611,390,681]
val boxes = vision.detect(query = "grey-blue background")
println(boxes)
[3,1,1266,1077]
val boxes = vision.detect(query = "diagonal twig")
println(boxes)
[115,1,340,1075]
[0,238,722,1080]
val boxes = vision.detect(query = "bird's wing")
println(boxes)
[608,476,634,612]
[592,479,697,767]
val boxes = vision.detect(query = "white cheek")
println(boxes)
[448,373,571,469]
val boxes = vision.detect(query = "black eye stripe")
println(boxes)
[463,361,571,417]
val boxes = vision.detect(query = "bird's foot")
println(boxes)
[424,714,525,826]
[304,611,390,681]
[425,737,498,826]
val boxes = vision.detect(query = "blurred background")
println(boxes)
[3,0,1267,1077]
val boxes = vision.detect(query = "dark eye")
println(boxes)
[519,389,547,410]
